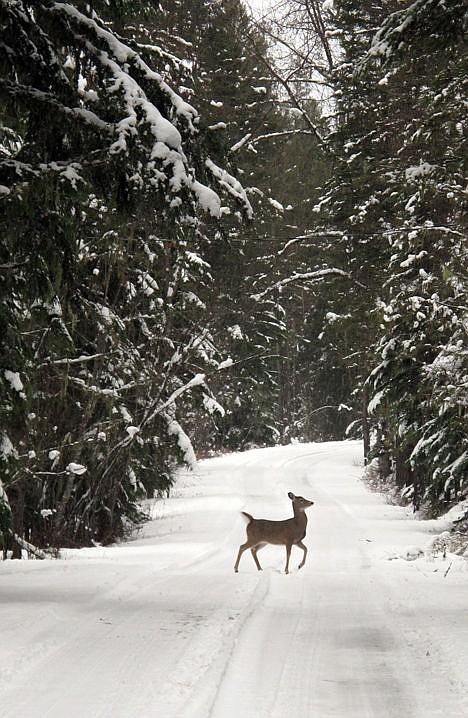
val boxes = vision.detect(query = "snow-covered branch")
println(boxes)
[50,3,198,125]
[12,533,48,559]
[252,268,365,300]
[141,373,207,430]
[39,353,105,368]
[205,159,254,218]
[0,79,111,132]
[232,129,318,153]
[1,2,253,218]
[165,414,198,470]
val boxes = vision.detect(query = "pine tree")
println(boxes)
[156,0,298,449]
[0,0,251,551]
[313,0,467,512]
[363,0,467,510]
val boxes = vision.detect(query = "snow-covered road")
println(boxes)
[1,441,467,717]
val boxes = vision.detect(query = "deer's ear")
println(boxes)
[288,492,295,500]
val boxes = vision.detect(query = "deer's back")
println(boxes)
[247,516,307,545]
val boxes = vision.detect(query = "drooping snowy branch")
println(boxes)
[205,159,254,219]
[165,416,198,470]
[0,2,254,218]
[48,3,255,217]
[141,373,207,430]
[12,533,47,560]
[50,3,198,125]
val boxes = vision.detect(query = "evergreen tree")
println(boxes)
[0,0,251,552]
[363,0,467,510]
[313,0,467,513]
[156,0,298,450]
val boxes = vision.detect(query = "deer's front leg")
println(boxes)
[296,540,307,569]
[284,543,292,574]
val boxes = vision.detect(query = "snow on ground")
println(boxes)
[0,441,467,717]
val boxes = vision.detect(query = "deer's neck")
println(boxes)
[293,509,307,526]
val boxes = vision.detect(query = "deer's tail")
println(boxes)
[240,511,253,524]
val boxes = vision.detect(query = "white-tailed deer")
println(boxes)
[234,492,314,574]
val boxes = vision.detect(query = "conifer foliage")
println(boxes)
[0,0,252,553]
[361,0,467,510]
[314,0,467,512]
[1,0,466,557]
[250,0,467,515]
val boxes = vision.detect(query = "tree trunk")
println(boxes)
[8,485,25,559]
[362,384,370,464]
[394,440,413,490]
[376,423,391,480]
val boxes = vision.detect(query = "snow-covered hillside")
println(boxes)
[1,441,466,717]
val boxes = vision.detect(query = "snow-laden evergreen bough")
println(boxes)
[313,0,467,514]
[0,1,253,554]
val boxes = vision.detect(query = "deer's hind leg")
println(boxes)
[251,542,266,571]
[235,539,255,572]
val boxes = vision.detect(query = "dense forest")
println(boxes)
[1,0,466,556]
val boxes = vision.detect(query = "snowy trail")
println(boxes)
[0,442,467,718]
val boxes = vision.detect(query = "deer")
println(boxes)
[234,492,314,574]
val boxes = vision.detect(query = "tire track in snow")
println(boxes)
[150,571,272,718]
[203,447,333,718]
[164,446,337,717]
